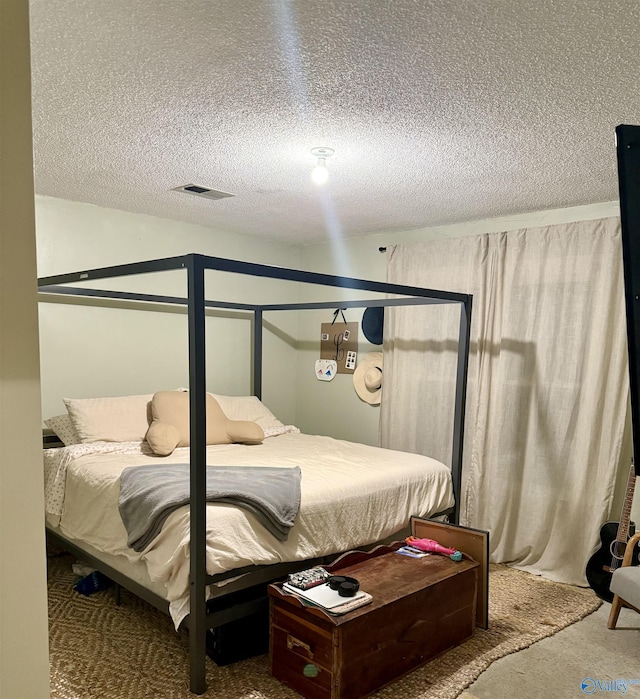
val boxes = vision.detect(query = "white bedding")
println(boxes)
[44,432,453,627]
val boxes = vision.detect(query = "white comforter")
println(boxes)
[44,432,453,626]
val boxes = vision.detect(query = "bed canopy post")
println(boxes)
[450,296,472,524]
[253,308,263,399]
[186,255,208,695]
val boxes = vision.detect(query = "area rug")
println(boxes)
[48,554,601,699]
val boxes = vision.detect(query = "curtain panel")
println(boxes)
[382,217,628,585]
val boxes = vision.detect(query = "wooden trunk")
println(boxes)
[269,543,479,699]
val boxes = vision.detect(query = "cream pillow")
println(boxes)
[210,394,285,431]
[146,391,264,456]
[63,394,153,443]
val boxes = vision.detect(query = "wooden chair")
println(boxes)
[607,532,640,629]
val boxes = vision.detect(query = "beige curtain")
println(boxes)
[381,218,628,585]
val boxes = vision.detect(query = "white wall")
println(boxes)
[39,196,626,451]
[0,1,51,697]
[36,197,302,425]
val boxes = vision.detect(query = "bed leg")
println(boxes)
[115,583,122,606]
[189,626,207,695]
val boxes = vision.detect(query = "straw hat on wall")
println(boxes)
[353,352,383,405]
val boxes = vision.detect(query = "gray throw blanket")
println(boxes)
[118,463,301,553]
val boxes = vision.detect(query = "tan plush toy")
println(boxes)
[145,390,264,456]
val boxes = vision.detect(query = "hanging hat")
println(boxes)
[361,307,384,345]
[353,352,383,405]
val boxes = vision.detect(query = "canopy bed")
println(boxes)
[38,253,472,694]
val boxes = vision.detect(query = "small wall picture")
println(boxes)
[315,359,337,381]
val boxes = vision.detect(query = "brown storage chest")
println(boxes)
[269,543,479,699]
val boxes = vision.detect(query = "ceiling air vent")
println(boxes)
[173,184,235,201]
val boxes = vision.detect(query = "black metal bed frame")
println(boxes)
[38,253,472,694]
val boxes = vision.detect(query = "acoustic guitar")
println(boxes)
[586,461,638,602]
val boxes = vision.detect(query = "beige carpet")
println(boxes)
[48,554,601,699]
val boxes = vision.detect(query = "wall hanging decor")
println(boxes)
[353,352,383,404]
[320,309,358,374]
[361,306,384,345]
[315,359,337,381]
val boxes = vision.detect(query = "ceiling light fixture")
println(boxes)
[310,147,335,185]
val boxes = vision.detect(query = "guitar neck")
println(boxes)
[616,461,637,543]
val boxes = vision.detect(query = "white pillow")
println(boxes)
[63,394,153,443]
[209,394,285,431]
[44,414,81,446]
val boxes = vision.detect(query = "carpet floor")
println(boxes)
[47,554,601,699]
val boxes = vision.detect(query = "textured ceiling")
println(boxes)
[28,0,640,245]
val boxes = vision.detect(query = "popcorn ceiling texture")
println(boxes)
[28,0,637,244]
